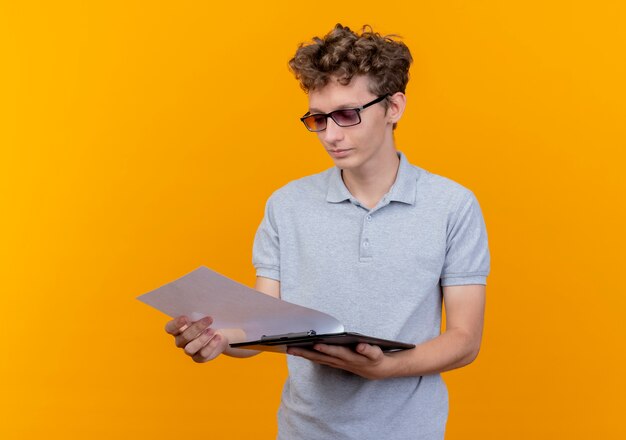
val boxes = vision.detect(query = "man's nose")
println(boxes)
[322,117,344,142]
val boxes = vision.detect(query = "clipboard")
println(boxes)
[230,330,415,353]
[137,266,415,354]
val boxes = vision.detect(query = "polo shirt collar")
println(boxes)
[326,151,418,205]
[326,168,352,203]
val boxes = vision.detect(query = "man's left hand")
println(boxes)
[287,343,398,380]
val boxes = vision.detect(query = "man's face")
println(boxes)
[307,75,395,172]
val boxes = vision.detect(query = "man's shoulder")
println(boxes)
[404,165,475,213]
[410,163,476,206]
[266,167,334,206]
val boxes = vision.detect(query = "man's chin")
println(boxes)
[329,157,357,170]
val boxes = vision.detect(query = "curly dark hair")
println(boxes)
[289,23,413,98]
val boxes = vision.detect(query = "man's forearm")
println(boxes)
[386,327,481,378]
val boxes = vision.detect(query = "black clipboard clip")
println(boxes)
[261,330,317,341]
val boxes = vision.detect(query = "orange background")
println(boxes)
[1,1,625,438]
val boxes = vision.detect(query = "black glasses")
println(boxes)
[300,94,389,132]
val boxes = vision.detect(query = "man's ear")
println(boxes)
[386,92,407,125]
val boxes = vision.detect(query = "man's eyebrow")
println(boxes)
[308,103,361,114]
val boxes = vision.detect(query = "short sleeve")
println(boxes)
[252,195,281,281]
[440,191,491,286]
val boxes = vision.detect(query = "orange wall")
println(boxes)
[1,1,624,438]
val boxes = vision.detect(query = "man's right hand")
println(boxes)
[163,276,280,362]
[165,316,229,363]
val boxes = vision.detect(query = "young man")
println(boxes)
[165,24,490,439]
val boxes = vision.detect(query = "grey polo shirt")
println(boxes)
[253,151,490,440]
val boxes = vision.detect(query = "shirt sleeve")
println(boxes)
[252,195,281,281]
[440,191,491,286]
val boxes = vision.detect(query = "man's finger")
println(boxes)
[192,334,225,363]
[165,316,189,336]
[183,327,216,356]
[312,344,358,361]
[289,347,340,365]
[174,316,213,348]
[356,343,383,361]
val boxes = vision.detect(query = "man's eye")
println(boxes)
[333,109,359,125]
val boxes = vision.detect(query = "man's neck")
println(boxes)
[341,148,401,210]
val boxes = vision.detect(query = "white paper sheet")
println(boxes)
[137,266,344,340]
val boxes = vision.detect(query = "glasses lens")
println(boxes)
[331,109,360,127]
[303,114,327,131]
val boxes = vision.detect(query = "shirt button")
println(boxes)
[366,215,372,221]
[363,239,370,248]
